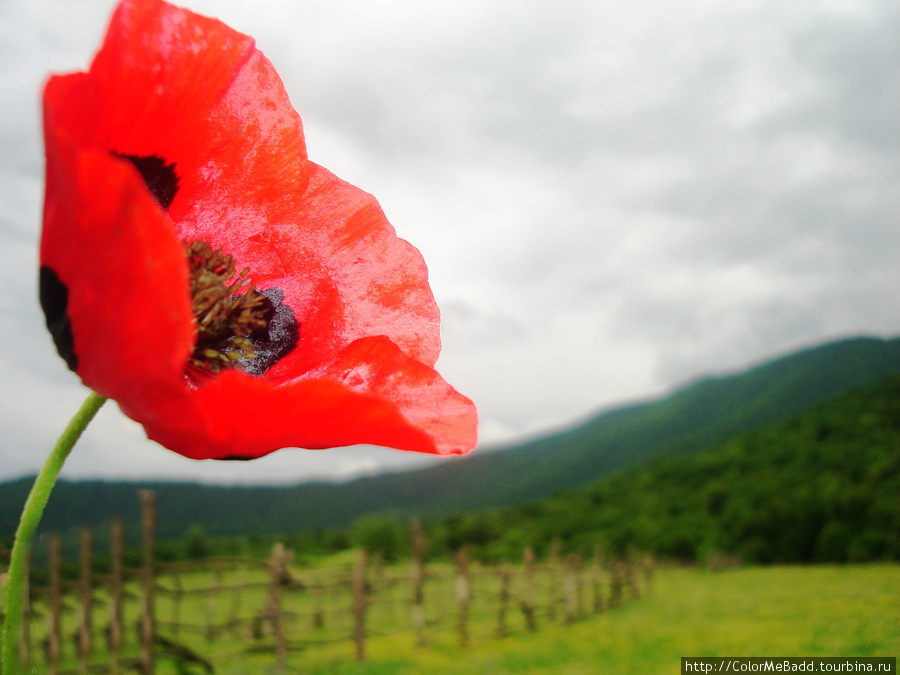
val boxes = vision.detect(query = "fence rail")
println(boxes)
[2,491,652,673]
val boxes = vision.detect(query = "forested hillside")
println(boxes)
[446,374,900,564]
[1,335,898,547]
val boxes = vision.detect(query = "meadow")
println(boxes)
[264,564,899,675]
[7,555,897,674]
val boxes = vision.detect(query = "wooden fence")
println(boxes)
[3,492,652,673]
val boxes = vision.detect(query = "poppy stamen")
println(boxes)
[184,240,269,381]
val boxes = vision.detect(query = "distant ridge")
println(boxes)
[462,372,900,563]
[1,335,898,542]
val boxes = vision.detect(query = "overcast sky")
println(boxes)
[0,0,897,485]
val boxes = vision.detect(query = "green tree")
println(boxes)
[351,515,406,563]
[184,525,209,560]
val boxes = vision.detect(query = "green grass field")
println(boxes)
[176,563,899,674]
[7,562,897,674]
[270,564,899,675]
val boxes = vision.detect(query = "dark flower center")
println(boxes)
[114,151,299,381]
[184,241,299,382]
[116,153,180,210]
[185,240,267,379]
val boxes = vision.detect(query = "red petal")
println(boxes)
[51,0,309,219]
[100,0,310,222]
[77,3,439,375]
[190,162,443,383]
[120,340,477,459]
[40,116,194,399]
[68,0,437,377]
[309,336,478,455]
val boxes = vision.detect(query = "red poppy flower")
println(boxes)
[39,0,477,460]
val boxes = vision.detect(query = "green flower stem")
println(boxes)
[2,391,106,675]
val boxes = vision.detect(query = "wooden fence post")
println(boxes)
[205,565,223,642]
[575,553,585,619]
[139,490,156,675]
[78,527,94,673]
[109,520,124,675]
[312,584,325,630]
[643,554,655,594]
[520,547,537,632]
[624,554,640,600]
[564,554,578,624]
[608,560,624,609]
[547,539,562,621]
[169,570,184,638]
[267,543,289,671]
[455,548,470,648]
[496,565,510,637]
[410,518,426,647]
[227,562,246,638]
[352,550,368,661]
[591,546,604,614]
[47,535,62,674]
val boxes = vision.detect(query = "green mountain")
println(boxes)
[403,334,900,513]
[1,335,898,544]
[462,373,900,564]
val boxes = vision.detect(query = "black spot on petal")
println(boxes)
[217,455,256,461]
[115,153,180,210]
[39,266,77,372]
[239,287,299,375]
